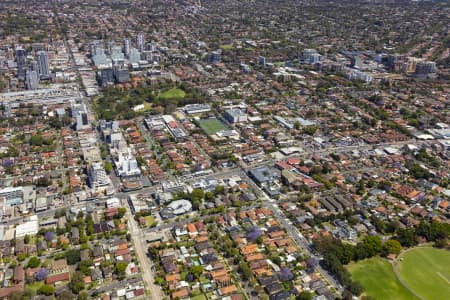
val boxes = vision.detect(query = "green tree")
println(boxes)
[214,185,225,195]
[396,228,418,247]
[362,235,383,257]
[8,291,24,300]
[57,290,76,300]
[104,161,113,174]
[69,271,84,294]
[270,255,281,266]
[27,256,40,268]
[29,134,45,146]
[78,259,93,276]
[78,291,88,300]
[17,253,27,261]
[191,188,205,201]
[382,239,402,256]
[65,249,81,265]
[239,261,253,280]
[38,284,55,296]
[297,291,314,300]
[55,208,67,218]
[204,191,214,201]
[190,265,204,279]
[117,208,127,219]
[115,261,128,276]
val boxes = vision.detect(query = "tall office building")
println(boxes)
[114,67,130,83]
[88,162,110,188]
[123,38,131,56]
[107,40,115,55]
[259,56,266,66]
[15,47,27,80]
[350,55,363,69]
[136,32,145,52]
[37,51,50,79]
[309,53,322,65]
[128,48,141,64]
[206,50,221,64]
[30,60,39,72]
[100,68,115,87]
[415,61,436,76]
[25,70,39,90]
[89,41,98,57]
[302,49,317,61]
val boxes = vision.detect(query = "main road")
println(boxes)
[124,199,163,299]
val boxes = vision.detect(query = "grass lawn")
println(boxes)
[396,247,450,300]
[199,275,210,283]
[27,281,44,293]
[198,118,228,135]
[158,88,186,99]
[136,102,152,112]
[191,294,207,300]
[347,257,417,300]
[220,44,233,50]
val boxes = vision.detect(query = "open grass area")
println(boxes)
[27,281,44,293]
[136,102,152,112]
[190,294,207,300]
[347,257,416,300]
[396,247,450,300]
[219,44,233,50]
[198,118,228,135]
[158,88,186,99]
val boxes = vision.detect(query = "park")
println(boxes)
[347,247,450,300]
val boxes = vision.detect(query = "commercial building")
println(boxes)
[100,68,115,87]
[259,56,266,66]
[89,162,110,188]
[274,116,294,129]
[308,53,322,64]
[15,47,27,80]
[184,103,211,114]
[37,51,50,79]
[92,47,110,66]
[160,199,192,219]
[248,166,280,185]
[30,60,39,73]
[0,187,23,206]
[114,67,130,83]
[346,69,372,83]
[35,197,49,212]
[415,61,436,76]
[136,32,145,52]
[25,70,39,90]
[115,151,141,177]
[15,215,38,238]
[224,108,247,123]
[240,63,251,74]
[123,38,131,57]
[128,48,141,64]
[302,49,318,63]
[206,50,221,64]
[76,111,89,131]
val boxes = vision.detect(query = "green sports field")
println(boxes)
[198,118,228,135]
[396,247,450,300]
[158,87,186,99]
[348,257,416,300]
[348,247,450,300]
